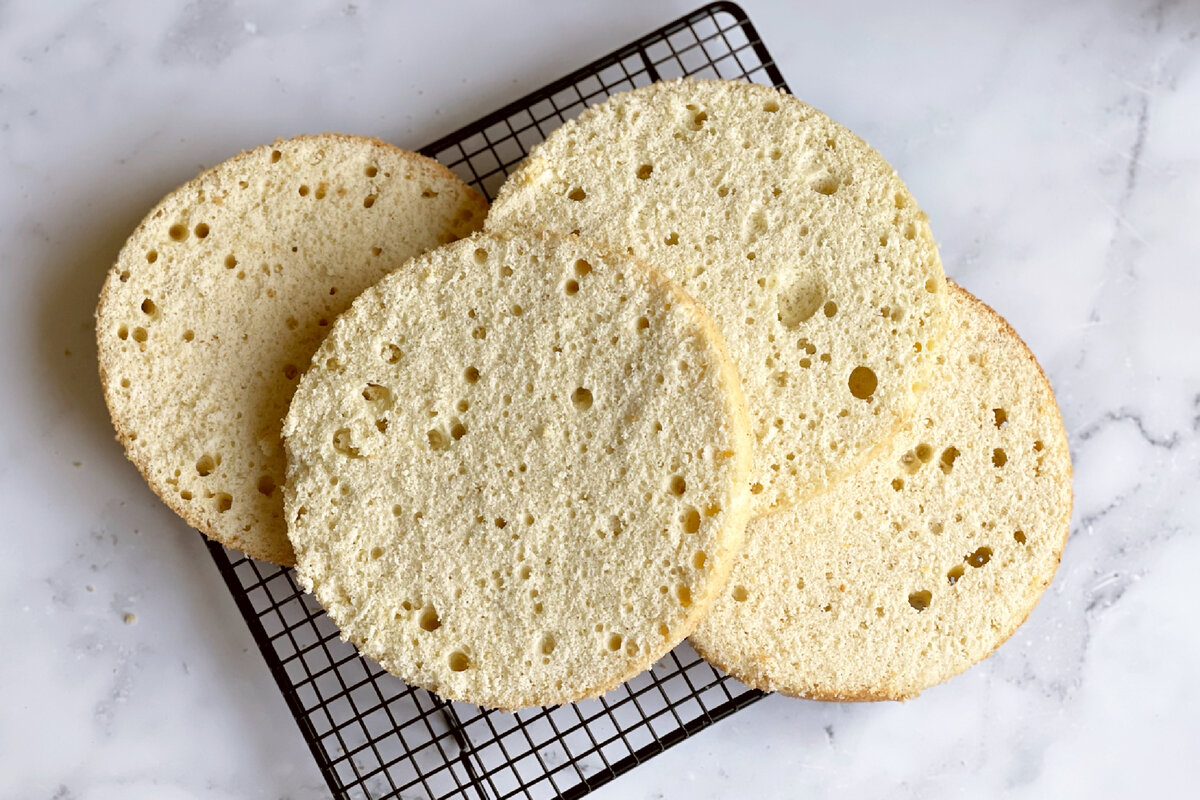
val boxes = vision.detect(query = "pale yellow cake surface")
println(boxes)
[283,230,752,710]
[488,79,948,515]
[691,283,1072,700]
[96,134,487,565]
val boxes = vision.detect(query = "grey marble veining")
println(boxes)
[0,0,1196,797]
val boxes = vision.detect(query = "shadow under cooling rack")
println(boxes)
[207,3,787,798]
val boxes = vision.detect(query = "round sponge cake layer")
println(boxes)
[488,79,948,515]
[283,230,752,710]
[96,134,487,565]
[691,283,1072,700]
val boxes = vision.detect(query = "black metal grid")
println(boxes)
[206,4,788,798]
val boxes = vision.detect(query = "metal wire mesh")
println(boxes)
[206,4,788,797]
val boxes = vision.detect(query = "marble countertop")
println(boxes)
[1,0,1196,797]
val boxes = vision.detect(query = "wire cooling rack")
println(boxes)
[206,4,788,798]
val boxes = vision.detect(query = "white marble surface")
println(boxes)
[1,0,1197,797]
